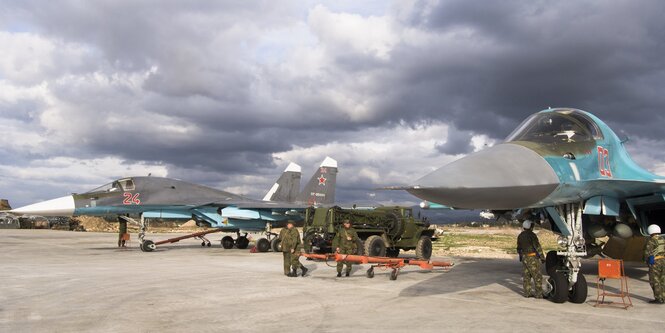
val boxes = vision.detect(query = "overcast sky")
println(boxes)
[1,0,665,207]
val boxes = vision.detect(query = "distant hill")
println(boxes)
[412,206,485,225]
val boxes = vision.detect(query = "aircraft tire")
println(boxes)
[366,267,374,278]
[416,236,433,260]
[270,238,282,252]
[140,240,155,252]
[256,238,270,252]
[221,236,234,249]
[568,273,588,304]
[548,272,569,303]
[236,236,250,249]
[545,250,561,276]
[364,235,386,257]
[386,248,400,257]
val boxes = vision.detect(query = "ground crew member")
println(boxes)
[644,224,665,304]
[332,219,359,277]
[118,219,128,247]
[517,220,545,298]
[279,221,308,277]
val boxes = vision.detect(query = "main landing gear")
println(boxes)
[220,232,250,249]
[543,203,588,304]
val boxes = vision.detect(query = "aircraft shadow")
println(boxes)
[399,257,651,301]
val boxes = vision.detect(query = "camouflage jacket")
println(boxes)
[644,235,665,262]
[517,230,544,259]
[332,227,359,250]
[279,228,301,253]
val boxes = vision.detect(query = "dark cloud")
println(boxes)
[435,126,474,155]
[1,0,665,206]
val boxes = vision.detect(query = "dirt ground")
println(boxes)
[73,217,556,260]
[431,225,558,259]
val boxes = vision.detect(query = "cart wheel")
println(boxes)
[366,267,375,279]
[390,269,398,280]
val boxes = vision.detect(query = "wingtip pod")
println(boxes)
[320,156,337,168]
[284,162,302,173]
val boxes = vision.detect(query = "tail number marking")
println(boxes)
[597,146,612,178]
[123,192,141,205]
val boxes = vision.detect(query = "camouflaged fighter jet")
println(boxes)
[11,157,338,252]
[399,108,665,303]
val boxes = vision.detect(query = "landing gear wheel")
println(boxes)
[366,267,375,278]
[256,238,271,253]
[221,236,234,249]
[364,235,386,257]
[201,242,206,247]
[140,240,155,252]
[548,271,569,303]
[546,250,562,276]
[355,238,365,256]
[235,236,250,249]
[416,236,432,260]
[569,274,588,303]
[390,269,398,280]
[270,238,282,252]
[386,248,400,258]
[207,242,211,247]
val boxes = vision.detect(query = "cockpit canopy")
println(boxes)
[85,178,135,194]
[506,110,603,144]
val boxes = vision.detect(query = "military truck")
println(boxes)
[287,206,436,260]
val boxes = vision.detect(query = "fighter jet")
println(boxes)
[11,157,338,252]
[400,108,665,303]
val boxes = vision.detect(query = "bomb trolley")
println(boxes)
[302,253,453,280]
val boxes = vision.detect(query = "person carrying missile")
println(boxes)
[517,220,545,298]
[279,220,308,277]
[644,224,665,304]
[332,219,360,277]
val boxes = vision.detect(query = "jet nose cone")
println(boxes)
[408,143,560,209]
[10,195,76,217]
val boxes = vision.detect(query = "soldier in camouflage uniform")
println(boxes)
[118,219,128,247]
[279,221,308,277]
[332,219,360,277]
[644,224,665,304]
[517,220,545,298]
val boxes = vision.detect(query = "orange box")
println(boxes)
[598,259,622,279]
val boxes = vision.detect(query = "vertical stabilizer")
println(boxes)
[263,163,302,202]
[296,157,337,205]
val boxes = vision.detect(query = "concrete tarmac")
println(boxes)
[1,230,663,332]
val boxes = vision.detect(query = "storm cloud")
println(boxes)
[1,0,665,206]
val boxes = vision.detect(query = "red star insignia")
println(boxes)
[318,176,326,185]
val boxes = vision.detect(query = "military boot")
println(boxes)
[290,268,298,277]
[301,265,308,277]
[336,272,342,277]
[345,271,350,277]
